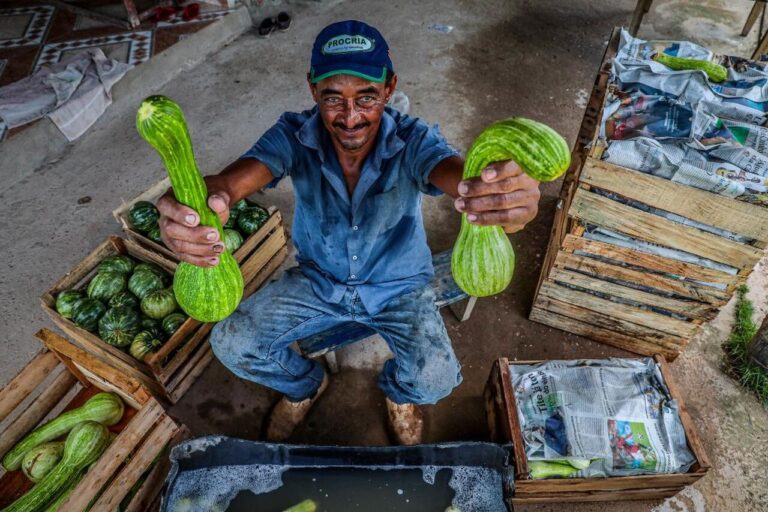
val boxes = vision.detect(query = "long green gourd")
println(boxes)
[21,442,64,482]
[652,52,727,83]
[2,392,123,471]
[2,422,111,512]
[451,118,570,297]
[136,96,244,322]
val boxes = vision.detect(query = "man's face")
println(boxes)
[310,73,397,151]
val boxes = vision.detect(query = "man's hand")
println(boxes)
[156,190,231,267]
[453,160,541,233]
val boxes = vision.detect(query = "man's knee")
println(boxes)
[210,311,270,369]
[405,350,462,404]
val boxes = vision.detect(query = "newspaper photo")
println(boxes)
[510,358,696,479]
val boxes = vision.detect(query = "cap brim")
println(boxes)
[310,64,388,83]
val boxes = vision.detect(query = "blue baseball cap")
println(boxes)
[309,20,394,83]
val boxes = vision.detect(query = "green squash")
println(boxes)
[147,225,164,244]
[87,271,127,302]
[98,306,141,347]
[130,331,164,361]
[56,290,83,319]
[230,198,249,214]
[109,290,140,310]
[72,298,106,332]
[451,118,570,297]
[98,255,135,274]
[141,288,178,319]
[129,201,160,232]
[223,209,240,229]
[140,316,166,340]
[223,228,244,253]
[652,52,727,83]
[136,96,244,322]
[21,441,65,483]
[161,312,187,336]
[128,270,165,300]
[237,206,268,235]
[133,262,170,285]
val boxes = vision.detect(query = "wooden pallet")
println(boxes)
[484,356,710,504]
[40,235,288,403]
[112,176,284,266]
[530,27,768,360]
[0,329,189,511]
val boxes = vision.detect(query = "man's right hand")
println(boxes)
[156,190,231,267]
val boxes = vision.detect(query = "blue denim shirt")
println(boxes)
[241,106,459,315]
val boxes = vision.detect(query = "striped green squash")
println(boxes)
[451,118,570,297]
[136,96,243,322]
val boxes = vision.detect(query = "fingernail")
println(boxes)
[484,169,497,179]
[209,257,219,265]
[185,214,197,225]
[455,198,465,210]
[468,214,478,222]
[458,183,469,195]
[213,244,224,253]
[206,231,217,241]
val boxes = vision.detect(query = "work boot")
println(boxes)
[386,397,424,445]
[265,375,329,442]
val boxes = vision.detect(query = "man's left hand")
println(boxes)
[453,160,541,234]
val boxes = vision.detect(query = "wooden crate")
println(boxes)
[112,176,285,266]
[40,235,288,403]
[530,28,768,360]
[484,356,710,504]
[0,329,189,511]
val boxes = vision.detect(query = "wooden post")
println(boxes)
[749,316,768,371]
[742,2,765,36]
[629,0,653,36]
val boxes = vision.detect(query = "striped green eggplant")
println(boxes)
[452,117,570,297]
[136,96,244,322]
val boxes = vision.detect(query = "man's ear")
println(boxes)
[384,73,398,101]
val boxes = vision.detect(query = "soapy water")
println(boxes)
[165,464,506,512]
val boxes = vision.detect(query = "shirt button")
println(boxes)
[350,274,357,279]
[352,255,358,261]
[352,225,359,231]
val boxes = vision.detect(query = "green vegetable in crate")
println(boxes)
[147,225,164,244]
[162,312,187,336]
[21,442,64,482]
[141,316,166,340]
[133,262,170,284]
[3,421,112,512]
[652,52,727,83]
[87,271,127,302]
[99,306,141,347]
[71,298,106,332]
[136,95,244,322]
[2,392,123,471]
[230,198,249,214]
[223,209,239,229]
[129,201,160,232]
[98,255,135,274]
[41,466,87,512]
[130,331,164,360]
[237,205,268,235]
[282,500,317,512]
[223,228,243,253]
[109,290,139,310]
[128,270,165,300]
[451,118,570,297]
[528,460,580,479]
[55,290,83,319]
[141,288,178,319]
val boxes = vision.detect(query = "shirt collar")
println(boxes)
[295,106,406,161]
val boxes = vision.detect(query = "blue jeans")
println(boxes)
[210,267,462,404]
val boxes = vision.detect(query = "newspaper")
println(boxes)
[510,358,696,478]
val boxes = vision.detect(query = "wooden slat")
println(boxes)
[61,399,165,511]
[655,355,712,472]
[0,350,59,422]
[0,369,78,458]
[530,306,681,360]
[145,317,203,368]
[512,487,681,503]
[570,189,763,269]
[549,268,715,320]
[168,344,215,402]
[243,244,289,298]
[532,294,686,350]
[555,251,729,305]
[561,235,738,285]
[514,471,702,493]
[581,158,768,242]
[90,415,179,510]
[240,227,287,284]
[157,324,214,384]
[538,282,697,339]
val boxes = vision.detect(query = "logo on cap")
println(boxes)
[321,34,375,55]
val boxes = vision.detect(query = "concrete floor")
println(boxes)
[2,0,768,510]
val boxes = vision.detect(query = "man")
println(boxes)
[157,20,541,444]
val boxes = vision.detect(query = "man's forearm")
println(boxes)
[428,155,465,198]
[205,158,277,206]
